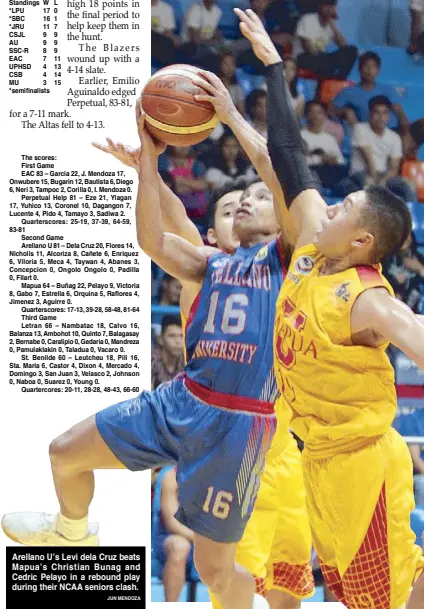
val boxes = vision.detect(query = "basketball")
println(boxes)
[141,64,218,146]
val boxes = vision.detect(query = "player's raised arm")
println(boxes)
[351,288,424,370]
[93,107,204,248]
[235,8,328,249]
[135,112,208,284]
[193,70,297,247]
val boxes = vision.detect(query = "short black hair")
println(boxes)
[362,185,412,263]
[318,0,337,6]
[305,100,325,116]
[161,315,182,334]
[206,178,249,229]
[359,51,381,71]
[368,95,392,112]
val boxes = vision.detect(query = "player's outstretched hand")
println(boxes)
[92,139,141,170]
[136,98,167,157]
[193,70,237,125]
[234,8,281,66]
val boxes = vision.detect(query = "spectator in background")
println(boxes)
[235,0,298,73]
[166,146,208,221]
[301,101,346,190]
[151,315,184,389]
[285,57,305,119]
[266,0,301,45]
[293,0,357,80]
[397,409,424,506]
[151,0,178,66]
[330,51,424,156]
[205,132,256,189]
[334,96,416,201]
[153,467,195,601]
[246,89,267,139]
[159,170,177,194]
[384,233,424,313]
[158,274,182,307]
[179,0,222,71]
[218,51,246,116]
[409,0,424,56]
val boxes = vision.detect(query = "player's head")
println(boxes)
[359,51,381,84]
[318,0,338,21]
[206,180,245,252]
[159,315,183,358]
[202,0,216,9]
[369,95,391,132]
[232,178,279,243]
[314,187,412,264]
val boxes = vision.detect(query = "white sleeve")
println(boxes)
[390,132,403,160]
[326,135,345,164]
[205,167,225,188]
[296,15,309,38]
[352,124,368,147]
[186,4,201,29]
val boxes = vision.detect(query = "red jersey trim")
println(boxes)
[355,265,385,289]
[185,291,201,335]
[276,237,288,277]
[184,375,275,415]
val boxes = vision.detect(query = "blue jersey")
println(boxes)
[184,239,285,410]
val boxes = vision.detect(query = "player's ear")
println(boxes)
[328,203,342,219]
[353,231,374,251]
[207,228,218,246]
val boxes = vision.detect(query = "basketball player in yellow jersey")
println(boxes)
[94,89,314,607]
[235,8,424,609]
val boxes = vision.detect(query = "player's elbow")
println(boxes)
[136,230,163,259]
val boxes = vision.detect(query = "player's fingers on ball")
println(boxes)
[194,94,213,103]
[194,78,215,94]
[200,70,221,88]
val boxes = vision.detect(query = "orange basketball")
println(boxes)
[141,64,218,146]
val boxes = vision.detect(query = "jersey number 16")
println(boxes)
[204,292,248,335]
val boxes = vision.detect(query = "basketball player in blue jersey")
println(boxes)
[93,119,314,608]
[2,109,291,609]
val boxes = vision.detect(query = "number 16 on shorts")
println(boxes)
[203,487,233,520]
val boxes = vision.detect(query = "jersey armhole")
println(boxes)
[276,237,288,276]
[348,266,393,345]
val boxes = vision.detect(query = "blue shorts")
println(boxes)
[96,375,276,543]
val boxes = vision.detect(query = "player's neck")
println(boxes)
[239,232,276,249]
[320,252,372,275]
